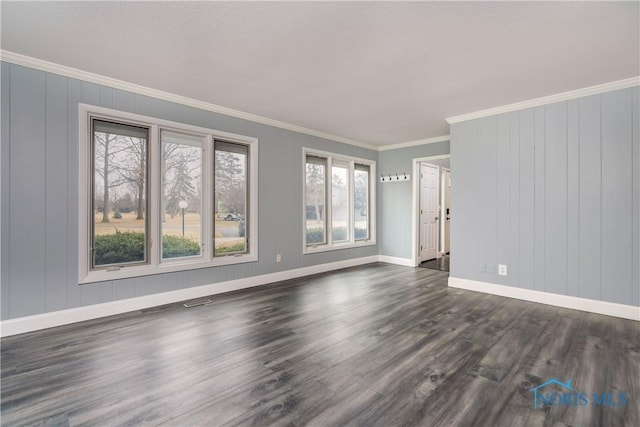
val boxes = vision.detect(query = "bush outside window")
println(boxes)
[80,104,258,283]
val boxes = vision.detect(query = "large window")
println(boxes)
[214,141,249,256]
[303,149,375,253]
[80,105,258,283]
[305,156,327,245]
[354,164,370,240]
[91,120,150,268]
[161,131,204,260]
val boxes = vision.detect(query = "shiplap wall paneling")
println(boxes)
[45,73,69,313]
[533,106,546,293]
[477,117,498,282]
[1,63,378,320]
[508,111,520,288]
[544,102,568,296]
[449,121,474,279]
[9,66,47,318]
[566,100,580,298]
[633,88,639,307]
[578,95,602,301]
[496,114,510,285]
[518,109,535,291]
[601,89,634,305]
[66,78,82,309]
[450,87,639,307]
[1,62,11,317]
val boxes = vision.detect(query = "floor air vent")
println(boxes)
[183,299,212,308]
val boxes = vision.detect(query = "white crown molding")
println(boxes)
[448,277,640,321]
[446,76,640,124]
[0,50,378,151]
[377,135,450,152]
[0,255,379,337]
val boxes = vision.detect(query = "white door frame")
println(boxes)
[440,167,450,254]
[419,162,440,262]
[411,154,451,267]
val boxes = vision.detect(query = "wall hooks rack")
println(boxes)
[380,172,410,182]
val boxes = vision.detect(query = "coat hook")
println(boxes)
[396,173,399,180]
[403,172,407,179]
[381,174,384,182]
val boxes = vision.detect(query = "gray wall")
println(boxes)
[378,141,450,259]
[450,87,639,307]
[0,62,378,320]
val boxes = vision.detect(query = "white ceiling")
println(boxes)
[2,1,638,147]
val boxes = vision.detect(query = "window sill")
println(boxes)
[80,254,258,284]
[303,240,376,255]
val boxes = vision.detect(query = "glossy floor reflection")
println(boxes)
[1,263,638,426]
[419,255,450,272]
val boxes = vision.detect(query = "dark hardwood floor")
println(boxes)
[1,263,638,426]
[418,255,450,272]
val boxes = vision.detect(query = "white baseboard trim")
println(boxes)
[378,255,416,267]
[0,255,379,337]
[448,277,640,321]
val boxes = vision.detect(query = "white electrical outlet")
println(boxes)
[276,254,282,263]
[498,264,507,276]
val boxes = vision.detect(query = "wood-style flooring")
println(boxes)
[1,263,638,426]
[419,255,450,272]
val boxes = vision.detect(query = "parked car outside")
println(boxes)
[217,213,240,221]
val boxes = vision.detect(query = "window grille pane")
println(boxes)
[161,131,203,259]
[215,141,248,256]
[354,164,370,240]
[305,156,327,245]
[331,161,349,242]
[92,119,149,268]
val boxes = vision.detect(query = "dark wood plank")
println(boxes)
[1,263,638,426]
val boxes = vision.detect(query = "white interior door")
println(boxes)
[443,169,451,254]
[420,163,439,261]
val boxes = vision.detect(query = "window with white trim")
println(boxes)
[91,120,150,268]
[80,104,258,283]
[303,148,376,253]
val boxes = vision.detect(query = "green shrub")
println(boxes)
[94,231,200,265]
[94,231,145,265]
[331,227,347,241]
[306,228,325,244]
[355,228,368,240]
[214,242,247,256]
[162,235,201,259]
[112,211,122,219]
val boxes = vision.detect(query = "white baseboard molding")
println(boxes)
[448,277,640,321]
[378,255,416,267]
[0,255,379,337]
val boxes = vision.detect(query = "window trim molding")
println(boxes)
[160,131,208,263]
[302,147,376,254]
[91,119,154,270]
[78,104,259,284]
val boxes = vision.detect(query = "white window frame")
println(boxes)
[302,148,376,254]
[79,104,258,284]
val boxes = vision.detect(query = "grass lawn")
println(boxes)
[95,212,244,251]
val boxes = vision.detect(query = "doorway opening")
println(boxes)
[411,155,451,271]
